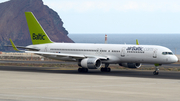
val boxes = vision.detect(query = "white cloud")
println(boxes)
[43,0,180,13]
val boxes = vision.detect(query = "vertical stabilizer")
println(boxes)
[25,12,53,45]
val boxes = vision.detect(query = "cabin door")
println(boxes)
[153,49,157,58]
[44,45,48,52]
[121,47,126,57]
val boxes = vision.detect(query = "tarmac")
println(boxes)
[0,66,180,101]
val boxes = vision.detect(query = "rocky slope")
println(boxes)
[0,0,74,51]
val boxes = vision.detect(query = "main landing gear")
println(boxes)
[153,64,161,75]
[78,68,88,73]
[101,63,111,72]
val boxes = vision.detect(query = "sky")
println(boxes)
[1,0,180,34]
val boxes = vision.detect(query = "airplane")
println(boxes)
[8,12,178,75]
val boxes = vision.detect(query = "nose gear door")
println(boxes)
[153,49,157,58]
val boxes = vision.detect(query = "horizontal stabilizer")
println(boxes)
[5,39,40,51]
[5,45,40,51]
[9,39,20,51]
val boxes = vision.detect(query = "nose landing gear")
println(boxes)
[153,68,159,75]
[153,64,161,75]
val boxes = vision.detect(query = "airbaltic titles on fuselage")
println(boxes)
[126,46,144,53]
[126,46,143,51]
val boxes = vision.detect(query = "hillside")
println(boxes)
[0,0,74,51]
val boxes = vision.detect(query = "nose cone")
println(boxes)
[171,55,178,63]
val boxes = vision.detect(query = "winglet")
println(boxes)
[10,39,19,51]
[136,39,139,45]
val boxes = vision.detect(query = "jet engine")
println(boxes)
[79,58,102,69]
[119,63,141,68]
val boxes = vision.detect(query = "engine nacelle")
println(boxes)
[79,58,102,69]
[119,63,141,68]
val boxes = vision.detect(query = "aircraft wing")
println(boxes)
[25,51,108,60]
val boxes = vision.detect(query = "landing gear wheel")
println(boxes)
[101,63,111,72]
[78,68,88,73]
[107,68,111,72]
[101,68,104,72]
[83,68,88,72]
[153,71,159,75]
[101,67,111,72]
[78,68,82,72]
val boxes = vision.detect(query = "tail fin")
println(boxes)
[25,12,53,45]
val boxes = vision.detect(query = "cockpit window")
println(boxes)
[168,52,173,55]
[162,52,173,55]
[162,52,167,55]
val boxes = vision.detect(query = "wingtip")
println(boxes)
[136,39,139,45]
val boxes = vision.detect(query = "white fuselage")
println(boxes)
[27,43,178,64]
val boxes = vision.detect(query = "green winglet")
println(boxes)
[25,12,53,45]
[10,39,19,51]
[136,39,139,45]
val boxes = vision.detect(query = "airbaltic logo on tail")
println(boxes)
[32,33,45,40]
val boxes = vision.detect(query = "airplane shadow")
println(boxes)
[0,66,180,80]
